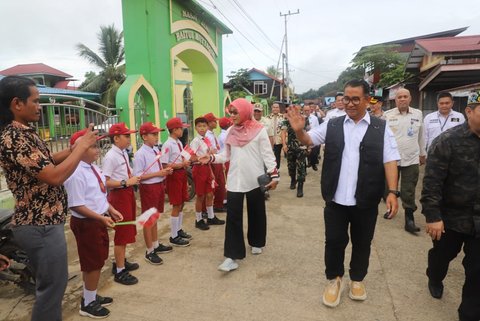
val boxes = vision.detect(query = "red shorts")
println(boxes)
[166,169,189,206]
[192,164,213,196]
[108,187,136,245]
[139,182,165,213]
[70,216,109,272]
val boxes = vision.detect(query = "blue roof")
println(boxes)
[37,85,100,100]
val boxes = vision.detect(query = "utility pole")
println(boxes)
[280,9,299,104]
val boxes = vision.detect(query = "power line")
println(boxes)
[208,0,279,65]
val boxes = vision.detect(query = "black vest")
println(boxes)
[321,116,386,208]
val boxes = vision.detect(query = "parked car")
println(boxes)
[94,116,119,134]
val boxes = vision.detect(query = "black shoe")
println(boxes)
[114,269,138,285]
[178,229,192,239]
[297,182,304,198]
[154,243,173,254]
[202,211,208,219]
[405,210,420,234]
[312,164,318,171]
[207,216,225,225]
[195,219,210,230]
[96,294,113,306]
[213,206,227,212]
[80,298,110,318]
[145,251,163,265]
[111,259,139,275]
[428,280,443,299]
[289,177,297,190]
[169,236,190,247]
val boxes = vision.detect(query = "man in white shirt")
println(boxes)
[324,93,346,122]
[423,91,465,152]
[384,88,427,234]
[286,79,400,308]
[303,104,321,171]
[253,103,273,145]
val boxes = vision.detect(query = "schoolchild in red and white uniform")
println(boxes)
[64,129,123,318]
[102,123,140,285]
[161,117,192,247]
[133,122,174,265]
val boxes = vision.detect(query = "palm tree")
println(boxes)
[76,24,125,107]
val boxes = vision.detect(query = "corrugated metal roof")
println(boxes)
[37,86,100,100]
[416,35,480,54]
[0,63,73,78]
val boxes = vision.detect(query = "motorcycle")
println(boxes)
[0,208,35,294]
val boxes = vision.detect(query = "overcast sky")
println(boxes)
[1,0,479,93]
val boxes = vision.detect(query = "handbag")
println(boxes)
[257,173,272,193]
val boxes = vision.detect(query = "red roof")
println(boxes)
[416,35,480,54]
[0,63,72,78]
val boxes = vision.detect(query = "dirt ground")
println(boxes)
[0,160,464,321]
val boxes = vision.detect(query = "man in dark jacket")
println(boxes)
[420,91,480,321]
[286,79,400,308]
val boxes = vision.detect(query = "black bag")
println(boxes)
[257,173,272,193]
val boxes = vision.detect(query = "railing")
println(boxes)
[0,94,119,193]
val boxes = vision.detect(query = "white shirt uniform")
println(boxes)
[205,130,220,153]
[324,108,346,122]
[218,129,228,152]
[102,145,132,181]
[423,110,465,151]
[161,137,184,165]
[308,114,320,129]
[133,144,165,184]
[64,161,109,218]
[384,107,427,167]
[308,113,400,206]
[190,135,210,157]
[213,127,277,193]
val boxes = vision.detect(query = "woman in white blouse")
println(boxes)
[203,98,279,272]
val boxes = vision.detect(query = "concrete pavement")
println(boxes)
[0,160,464,321]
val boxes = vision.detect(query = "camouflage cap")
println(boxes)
[467,90,480,105]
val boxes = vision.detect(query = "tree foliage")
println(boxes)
[266,65,281,79]
[76,24,125,107]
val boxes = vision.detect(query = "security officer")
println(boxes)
[281,106,309,197]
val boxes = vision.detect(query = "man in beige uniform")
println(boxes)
[384,88,426,234]
[266,103,284,169]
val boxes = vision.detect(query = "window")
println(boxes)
[254,81,267,95]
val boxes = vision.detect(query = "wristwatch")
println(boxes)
[388,190,400,197]
[120,179,127,188]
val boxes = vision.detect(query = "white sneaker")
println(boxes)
[251,247,263,255]
[218,258,238,272]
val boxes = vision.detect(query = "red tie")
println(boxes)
[153,147,162,170]
[214,136,220,150]
[122,153,132,178]
[177,142,184,161]
[90,165,106,193]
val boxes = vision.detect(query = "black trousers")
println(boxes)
[427,229,480,321]
[224,188,267,259]
[308,145,321,166]
[273,144,282,169]
[324,202,378,281]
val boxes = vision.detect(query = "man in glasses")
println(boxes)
[384,88,427,234]
[286,79,400,308]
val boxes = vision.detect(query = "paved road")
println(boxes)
[0,160,464,321]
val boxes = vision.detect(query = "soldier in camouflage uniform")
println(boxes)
[420,91,480,321]
[281,112,309,197]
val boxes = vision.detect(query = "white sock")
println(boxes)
[153,240,159,248]
[171,217,179,238]
[195,212,203,221]
[146,247,154,254]
[116,266,125,274]
[178,212,184,231]
[83,287,97,306]
[223,199,227,204]
[206,206,215,219]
